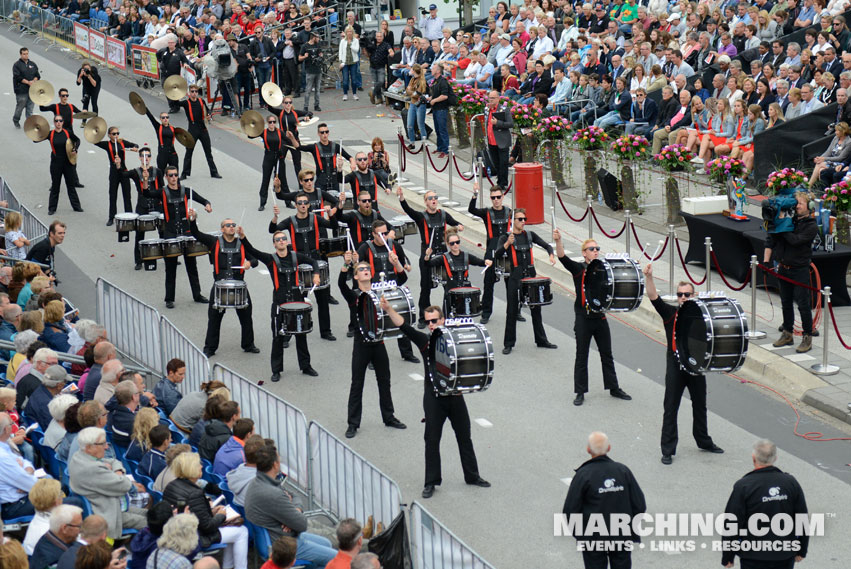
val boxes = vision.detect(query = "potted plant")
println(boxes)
[705,155,746,184]
[538,115,573,188]
[572,125,609,150]
[654,144,693,171]
[511,103,543,162]
[610,134,650,160]
[765,168,807,194]
[823,178,851,244]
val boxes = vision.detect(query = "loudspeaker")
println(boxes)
[596,168,623,211]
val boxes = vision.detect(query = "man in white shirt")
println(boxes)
[548,64,572,110]
[531,25,554,59]
[669,49,695,78]
[800,84,825,114]
[0,412,37,520]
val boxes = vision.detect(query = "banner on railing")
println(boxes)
[159,316,210,392]
[213,364,310,494]
[131,45,159,79]
[410,501,495,569]
[308,421,402,527]
[181,65,196,86]
[95,278,162,373]
[73,22,89,55]
[88,28,105,62]
[105,36,126,71]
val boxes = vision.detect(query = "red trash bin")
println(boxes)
[512,162,544,224]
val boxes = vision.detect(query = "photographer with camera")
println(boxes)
[229,34,253,113]
[364,30,394,105]
[75,63,101,118]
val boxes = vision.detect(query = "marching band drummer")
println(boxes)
[343,151,391,211]
[468,182,512,324]
[37,114,84,216]
[178,84,221,181]
[337,253,407,440]
[553,230,631,407]
[139,165,211,309]
[188,211,261,358]
[494,210,557,356]
[335,189,390,250]
[247,113,285,212]
[643,263,724,465]
[94,126,139,227]
[122,147,164,270]
[379,298,491,500]
[271,96,310,199]
[424,227,491,316]
[285,123,353,195]
[239,228,320,383]
[145,109,180,172]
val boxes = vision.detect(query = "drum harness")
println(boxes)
[271,253,300,301]
[366,241,399,277]
[135,166,161,213]
[314,142,338,191]
[353,169,379,204]
[287,214,321,256]
[351,209,375,244]
[213,236,246,281]
[161,185,190,236]
[421,210,447,254]
[507,230,535,278]
[442,252,470,285]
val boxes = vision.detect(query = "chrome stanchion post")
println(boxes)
[811,286,840,375]
[745,255,767,340]
[509,166,516,210]
[586,194,593,239]
[624,210,631,258]
[704,236,712,292]
[662,225,676,302]
[445,145,457,206]
[396,127,408,182]
[422,144,429,190]
[477,156,485,208]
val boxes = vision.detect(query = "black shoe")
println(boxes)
[75,183,84,188]
[466,477,491,488]
[165,301,175,309]
[610,388,632,401]
[536,342,558,349]
[346,328,355,338]
[345,426,357,438]
[573,393,584,406]
[314,106,321,111]
[270,372,281,382]
[516,314,526,322]
[403,354,420,364]
[179,174,188,180]
[203,349,216,357]
[421,485,435,498]
[135,263,142,271]
[194,295,209,303]
[385,417,407,429]
[368,362,375,370]
[502,346,512,355]
[328,296,339,305]
[282,339,290,348]
[48,209,56,215]
[417,320,427,329]
[13,121,20,129]
[320,333,337,341]
[244,345,261,354]
[211,173,222,179]
[661,455,673,465]
[72,207,84,212]
[258,205,265,211]
[480,316,489,324]
[701,445,725,454]
[302,366,319,377]
[106,219,114,227]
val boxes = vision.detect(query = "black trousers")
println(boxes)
[423,392,479,486]
[157,147,179,172]
[182,125,219,177]
[281,58,299,94]
[417,256,434,322]
[488,143,510,188]
[581,549,632,569]
[503,273,547,348]
[107,169,133,221]
[270,304,310,373]
[279,144,302,192]
[164,252,202,303]
[205,285,255,353]
[314,286,332,336]
[259,151,285,207]
[661,353,713,456]
[82,88,100,114]
[573,313,620,394]
[49,159,82,212]
[347,341,395,428]
[740,557,795,569]
[778,265,813,335]
[480,263,510,319]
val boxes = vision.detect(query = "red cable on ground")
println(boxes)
[828,303,851,349]
[710,251,751,291]
[452,155,475,180]
[555,191,589,222]
[630,224,668,260]
[590,208,627,238]
[674,237,707,285]
[425,146,450,172]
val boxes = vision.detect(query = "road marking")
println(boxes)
[759,343,784,351]
[409,373,423,381]
[409,186,424,191]
[258,269,269,275]
[474,418,492,428]
[400,181,414,186]
[560,477,572,486]
[784,353,816,362]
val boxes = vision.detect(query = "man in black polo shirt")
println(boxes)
[365,30,394,105]
[27,220,66,276]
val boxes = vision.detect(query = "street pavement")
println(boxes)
[2,31,851,568]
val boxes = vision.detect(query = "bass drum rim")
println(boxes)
[357,286,416,342]
[426,323,494,396]
[674,297,749,375]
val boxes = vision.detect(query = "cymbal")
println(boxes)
[261,82,283,108]
[84,117,108,144]
[29,79,54,106]
[74,110,97,120]
[163,75,188,101]
[298,116,319,128]
[129,91,147,115]
[174,127,196,148]
[66,139,77,165]
[240,110,264,138]
[23,115,50,142]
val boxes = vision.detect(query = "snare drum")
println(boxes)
[389,215,416,241]
[154,212,165,230]
[521,277,553,306]
[582,257,645,313]
[276,302,313,335]
[313,260,330,289]
[446,287,482,317]
[674,296,749,375]
[428,323,494,396]
[319,235,347,257]
[213,280,249,310]
[162,238,184,258]
[358,285,416,342]
[114,213,139,232]
[493,257,512,279]
[430,264,448,288]
[297,263,314,288]
[139,239,164,260]
[181,236,210,257]
[137,214,160,232]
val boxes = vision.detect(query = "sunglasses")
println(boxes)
[60,93,68,97]
[160,115,169,119]
[190,90,199,94]
[356,158,368,161]
[273,236,288,242]
[677,292,693,298]
[359,199,371,203]
[376,230,388,236]
[426,196,438,201]
[166,173,179,177]
[356,266,371,272]
[55,119,64,123]
[267,120,277,124]
[424,317,440,324]
[584,246,601,252]
[490,195,503,200]
[448,240,460,245]
[223,223,237,228]
[319,130,329,134]
[515,217,526,221]
[302,177,314,182]
[284,100,292,104]
[295,200,310,205]
[110,132,120,135]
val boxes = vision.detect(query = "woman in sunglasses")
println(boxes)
[643,263,724,466]
[424,228,491,316]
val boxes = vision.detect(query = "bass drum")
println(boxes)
[428,324,494,396]
[357,286,416,342]
[674,296,749,375]
[582,257,645,313]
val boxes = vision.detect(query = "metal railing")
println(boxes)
[95,278,163,374]
[0,338,148,375]
[410,501,495,569]
[0,178,49,246]
[159,315,210,393]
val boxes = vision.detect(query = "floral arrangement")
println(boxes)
[457,87,488,116]
[705,155,746,183]
[610,134,649,160]
[510,103,542,129]
[823,179,851,212]
[653,144,694,171]
[538,115,572,140]
[571,125,608,150]
[765,168,807,194]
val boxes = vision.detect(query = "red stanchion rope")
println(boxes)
[555,191,589,222]
[756,264,821,291]
[590,208,627,238]
[758,262,823,335]
[710,251,751,291]
[425,146,450,172]
[674,237,707,285]
[483,170,513,192]
[827,303,851,349]
[452,154,475,180]
[630,223,668,260]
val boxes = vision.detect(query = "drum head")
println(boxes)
[282,301,312,312]
[427,325,493,395]
[582,259,611,313]
[675,298,749,374]
[357,291,381,341]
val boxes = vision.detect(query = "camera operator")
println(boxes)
[204,34,241,117]
[364,30,394,105]
[763,191,818,354]
[229,34,253,113]
[76,63,101,118]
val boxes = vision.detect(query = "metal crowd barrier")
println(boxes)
[213,363,311,497]
[0,338,148,375]
[95,278,163,374]
[410,501,495,569]
[308,421,403,527]
[0,178,48,245]
[159,315,210,393]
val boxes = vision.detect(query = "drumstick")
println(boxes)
[346,227,354,252]
[649,239,664,261]
[428,226,435,249]
[238,208,245,228]
[381,233,393,254]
